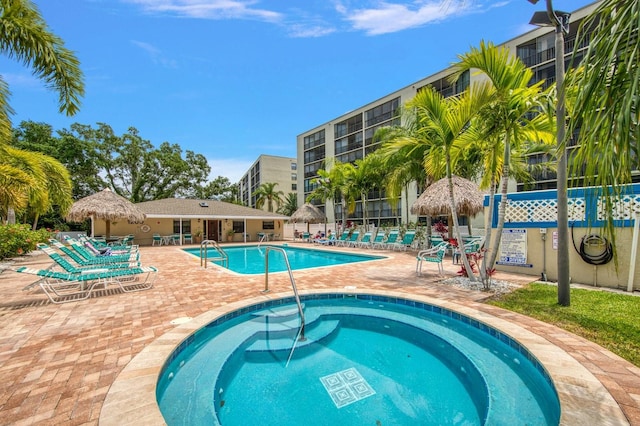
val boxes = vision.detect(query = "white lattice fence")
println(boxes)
[597,193,640,220]
[501,197,586,224]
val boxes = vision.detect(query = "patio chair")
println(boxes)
[7,264,157,304]
[65,238,140,263]
[40,243,139,272]
[416,242,449,276]
[381,230,399,249]
[355,231,372,248]
[152,234,163,246]
[334,231,350,246]
[369,233,386,249]
[452,237,485,264]
[183,233,193,244]
[171,234,180,245]
[339,230,360,247]
[391,230,416,251]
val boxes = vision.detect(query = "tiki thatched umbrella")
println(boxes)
[411,175,484,218]
[66,188,146,239]
[289,203,327,232]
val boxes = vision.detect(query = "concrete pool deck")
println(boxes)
[0,243,639,425]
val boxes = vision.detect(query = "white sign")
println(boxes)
[498,229,528,266]
[552,231,558,250]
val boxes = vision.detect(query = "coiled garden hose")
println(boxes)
[571,224,614,265]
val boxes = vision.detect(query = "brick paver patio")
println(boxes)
[1,243,639,425]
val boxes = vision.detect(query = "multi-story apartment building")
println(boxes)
[297,1,618,226]
[238,155,297,211]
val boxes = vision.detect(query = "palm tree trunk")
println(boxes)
[480,177,498,287]
[485,135,511,271]
[7,207,16,225]
[446,160,476,280]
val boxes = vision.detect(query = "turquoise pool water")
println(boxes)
[157,294,560,425]
[184,245,384,274]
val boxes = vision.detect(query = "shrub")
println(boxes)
[0,224,52,260]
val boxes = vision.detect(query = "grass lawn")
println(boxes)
[488,283,640,367]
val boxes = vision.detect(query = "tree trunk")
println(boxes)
[485,135,511,272]
[447,162,476,280]
[7,207,16,225]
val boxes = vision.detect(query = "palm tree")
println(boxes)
[0,0,84,141]
[404,83,494,279]
[567,0,639,247]
[277,192,298,216]
[0,0,83,223]
[307,160,357,233]
[452,41,551,278]
[253,182,284,213]
[26,151,73,229]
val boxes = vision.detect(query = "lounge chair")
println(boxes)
[48,239,139,267]
[369,233,386,249]
[65,238,140,263]
[38,244,140,273]
[381,230,399,249]
[391,230,416,251]
[416,242,449,276]
[355,231,372,248]
[6,264,157,304]
[317,234,336,246]
[339,230,359,247]
[333,231,350,246]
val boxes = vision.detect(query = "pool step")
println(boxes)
[244,318,340,360]
[251,304,304,323]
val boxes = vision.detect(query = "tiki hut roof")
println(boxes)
[411,175,484,217]
[66,188,147,224]
[289,203,326,224]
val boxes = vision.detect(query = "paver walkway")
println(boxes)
[0,243,638,425]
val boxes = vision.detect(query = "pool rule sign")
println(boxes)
[497,229,532,267]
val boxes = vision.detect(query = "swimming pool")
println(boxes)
[157,294,560,425]
[184,245,385,274]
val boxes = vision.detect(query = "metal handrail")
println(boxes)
[200,240,228,268]
[264,246,305,341]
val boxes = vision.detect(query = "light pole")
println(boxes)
[528,0,571,306]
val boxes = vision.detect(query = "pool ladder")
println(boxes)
[200,240,228,268]
[263,246,306,344]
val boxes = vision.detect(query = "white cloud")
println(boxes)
[287,24,336,38]
[124,0,282,22]
[338,0,468,35]
[208,157,254,183]
[131,40,178,68]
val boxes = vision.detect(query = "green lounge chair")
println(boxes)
[339,230,359,247]
[355,232,372,248]
[369,233,386,249]
[7,264,157,304]
[381,230,399,249]
[334,231,350,246]
[391,230,416,251]
[48,239,139,267]
[38,244,139,273]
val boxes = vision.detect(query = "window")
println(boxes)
[292,183,297,190]
[291,173,297,181]
[233,221,245,234]
[291,163,297,170]
[173,220,191,234]
[262,221,275,230]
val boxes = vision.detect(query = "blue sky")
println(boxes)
[5,0,591,182]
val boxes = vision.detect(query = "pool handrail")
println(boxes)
[200,240,228,268]
[263,246,306,343]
